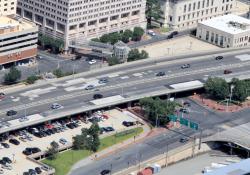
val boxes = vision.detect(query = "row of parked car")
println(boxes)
[23,165,50,175]
[0,157,12,174]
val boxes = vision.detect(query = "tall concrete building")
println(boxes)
[160,0,236,30]
[16,0,147,51]
[0,0,17,16]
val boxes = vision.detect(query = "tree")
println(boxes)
[232,78,248,102]
[132,27,145,41]
[127,49,149,62]
[4,67,21,84]
[91,38,100,42]
[107,56,120,66]
[50,141,59,150]
[72,134,86,150]
[146,0,163,27]
[139,97,176,126]
[204,77,229,100]
[46,147,58,160]
[53,69,64,78]
[100,34,110,43]
[121,29,133,43]
[109,33,121,44]
[26,75,39,84]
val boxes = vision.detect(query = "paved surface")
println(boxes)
[138,36,220,58]
[157,152,241,175]
[1,49,250,129]
[69,97,250,175]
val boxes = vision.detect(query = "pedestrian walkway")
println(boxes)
[69,121,152,174]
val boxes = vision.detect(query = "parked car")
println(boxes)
[122,121,135,127]
[224,69,232,74]
[41,165,50,171]
[147,30,156,36]
[104,127,115,132]
[93,94,103,99]
[0,160,7,166]
[179,137,189,143]
[156,71,166,76]
[179,108,189,114]
[1,143,9,148]
[22,149,32,156]
[31,147,41,153]
[171,31,178,35]
[9,139,20,145]
[2,157,12,164]
[6,110,17,116]
[59,138,68,145]
[85,85,95,90]
[35,167,42,174]
[19,117,29,122]
[1,164,12,170]
[28,169,36,175]
[100,169,111,175]
[98,78,108,84]
[181,64,190,69]
[183,101,191,107]
[215,56,223,60]
[51,103,63,109]
[0,93,5,99]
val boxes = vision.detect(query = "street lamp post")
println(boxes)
[229,85,235,103]
[165,144,168,167]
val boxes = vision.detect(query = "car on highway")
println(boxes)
[88,59,97,65]
[85,84,95,90]
[93,94,103,99]
[215,56,223,60]
[6,110,17,116]
[181,64,190,69]
[179,137,189,143]
[156,71,166,76]
[19,117,29,122]
[98,78,108,84]
[51,103,63,110]
[100,169,111,175]
[179,108,189,114]
[0,92,5,99]
[9,138,20,145]
[224,69,232,74]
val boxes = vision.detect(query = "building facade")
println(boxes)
[160,0,236,30]
[113,41,130,62]
[196,14,250,48]
[16,0,147,51]
[0,16,38,66]
[0,0,17,16]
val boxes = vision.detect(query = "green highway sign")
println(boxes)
[190,122,199,130]
[180,118,189,126]
[168,115,177,122]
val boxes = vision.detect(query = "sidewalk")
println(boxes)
[69,122,152,173]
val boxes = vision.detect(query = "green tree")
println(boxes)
[4,67,21,84]
[128,49,149,62]
[139,97,176,126]
[121,29,133,43]
[140,50,149,59]
[26,75,39,84]
[50,141,59,150]
[109,33,121,44]
[146,0,163,27]
[91,38,100,42]
[132,27,145,41]
[72,134,86,150]
[53,69,64,78]
[100,34,110,43]
[204,77,229,100]
[232,78,248,102]
[107,56,120,66]
[46,147,58,160]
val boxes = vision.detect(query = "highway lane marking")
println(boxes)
[133,73,143,77]
[235,54,250,61]
[1,61,250,114]
[20,87,57,98]
[120,76,129,79]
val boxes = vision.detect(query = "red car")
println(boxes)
[224,70,232,74]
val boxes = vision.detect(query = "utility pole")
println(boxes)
[165,144,169,167]
[192,136,196,157]
[198,129,202,150]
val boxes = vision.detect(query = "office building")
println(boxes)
[196,14,250,48]
[160,0,236,30]
[0,16,38,66]
[16,0,147,51]
[0,0,17,16]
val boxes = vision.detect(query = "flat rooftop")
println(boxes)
[200,14,250,34]
[0,16,35,35]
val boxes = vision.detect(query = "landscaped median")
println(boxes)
[42,127,143,175]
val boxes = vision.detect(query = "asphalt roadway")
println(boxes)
[69,98,250,175]
[1,49,250,123]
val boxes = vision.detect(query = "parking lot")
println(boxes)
[0,109,139,175]
[137,36,220,58]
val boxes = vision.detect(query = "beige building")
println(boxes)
[0,16,38,66]
[16,0,147,51]
[0,0,17,16]
[196,14,250,48]
[160,0,236,30]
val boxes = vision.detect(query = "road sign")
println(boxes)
[190,122,199,130]
[180,118,189,126]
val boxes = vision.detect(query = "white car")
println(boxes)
[1,164,12,170]
[88,59,97,65]
[147,30,156,36]
[51,103,63,110]
[59,138,68,145]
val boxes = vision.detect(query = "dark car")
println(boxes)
[122,121,134,127]
[224,69,232,74]
[34,132,43,138]
[93,94,103,99]
[32,147,41,153]
[101,169,111,175]
[35,167,42,174]
[1,142,10,148]
[85,85,95,90]
[156,71,166,76]
[98,78,108,84]
[2,157,12,164]
[181,64,190,69]
[9,138,20,145]
[179,137,189,143]
[0,159,7,165]
[215,56,223,60]
[23,172,29,175]
[105,127,115,132]
[179,108,189,114]
[171,31,178,35]
[6,110,17,116]
[66,123,74,129]
[183,101,191,107]
[23,149,32,156]
[28,169,36,175]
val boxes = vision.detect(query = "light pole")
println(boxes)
[229,85,235,103]
[165,144,169,167]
